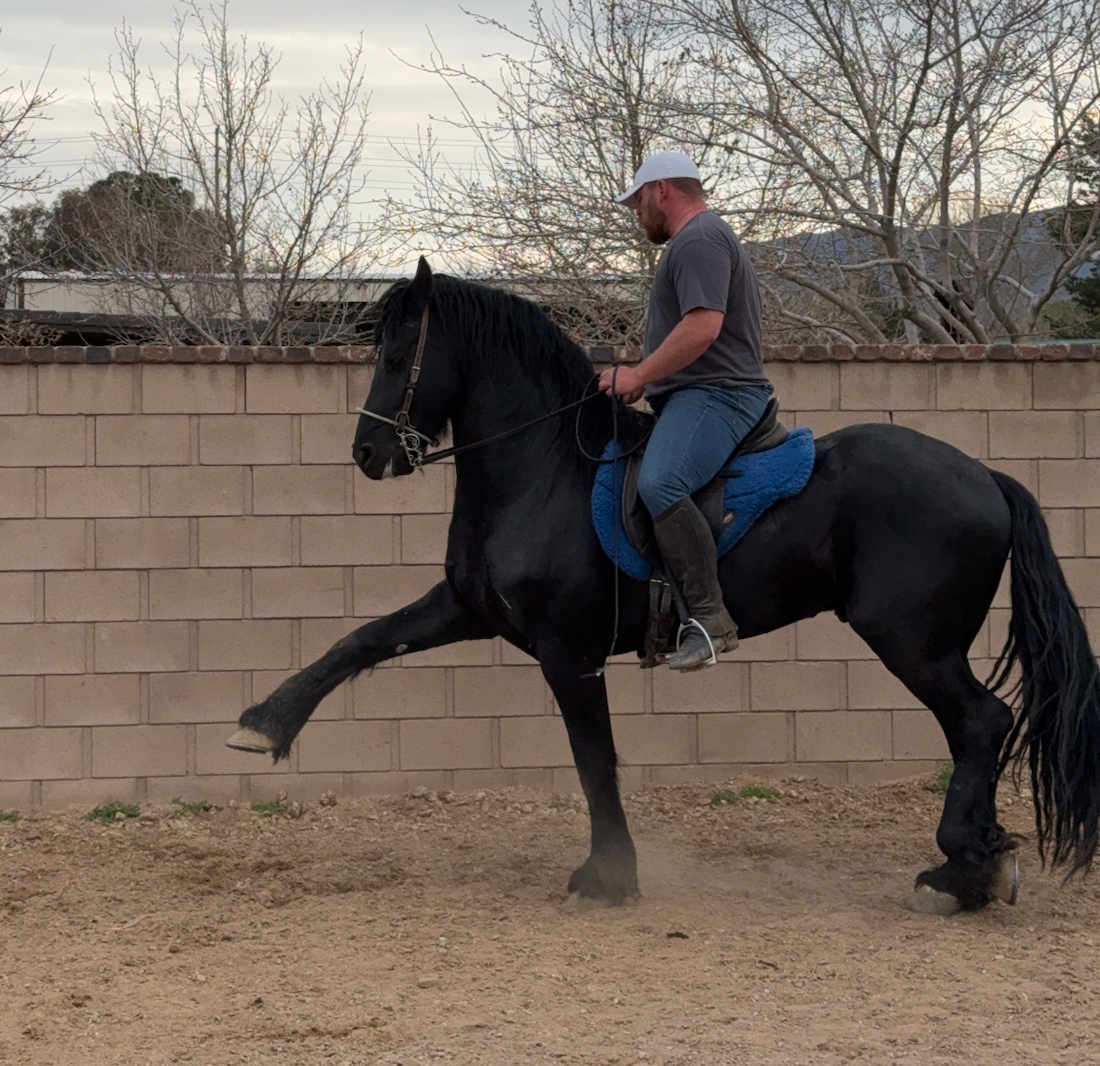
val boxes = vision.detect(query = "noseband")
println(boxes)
[356,304,433,469]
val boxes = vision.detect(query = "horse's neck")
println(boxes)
[449,374,607,507]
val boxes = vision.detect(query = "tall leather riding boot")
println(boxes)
[652,497,739,670]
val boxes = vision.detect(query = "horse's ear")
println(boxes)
[407,256,433,312]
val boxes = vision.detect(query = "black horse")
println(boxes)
[228,258,1100,915]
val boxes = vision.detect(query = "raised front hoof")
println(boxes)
[224,727,276,754]
[566,854,639,908]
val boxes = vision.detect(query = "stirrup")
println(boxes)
[675,618,718,668]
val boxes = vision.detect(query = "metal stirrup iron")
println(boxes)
[676,618,718,668]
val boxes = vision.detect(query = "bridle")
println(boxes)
[356,304,434,470]
[355,302,616,469]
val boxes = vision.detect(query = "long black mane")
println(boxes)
[378,274,651,467]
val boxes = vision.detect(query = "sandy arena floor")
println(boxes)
[1,774,1099,1066]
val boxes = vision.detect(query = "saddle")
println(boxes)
[620,396,791,668]
[621,396,790,569]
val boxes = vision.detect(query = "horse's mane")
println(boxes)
[378,275,597,394]
[377,273,651,463]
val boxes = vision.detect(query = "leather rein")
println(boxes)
[355,304,608,469]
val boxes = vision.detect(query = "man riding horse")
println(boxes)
[600,151,773,671]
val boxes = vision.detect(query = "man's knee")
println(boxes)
[637,467,687,516]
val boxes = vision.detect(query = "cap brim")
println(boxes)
[614,183,642,207]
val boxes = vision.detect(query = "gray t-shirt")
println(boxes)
[642,210,767,399]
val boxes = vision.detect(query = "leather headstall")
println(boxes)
[356,303,433,469]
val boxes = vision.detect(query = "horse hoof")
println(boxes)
[224,728,275,754]
[561,891,613,915]
[992,850,1019,906]
[908,883,961,916]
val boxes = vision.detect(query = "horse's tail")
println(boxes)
[989,469,1100,877]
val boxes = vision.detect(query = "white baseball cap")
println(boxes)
[614,151,702,207]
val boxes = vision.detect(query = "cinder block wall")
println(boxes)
[1,343,1097,809]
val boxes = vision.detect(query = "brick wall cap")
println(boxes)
[4,341,1098,363]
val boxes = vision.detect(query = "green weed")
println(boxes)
[250,799,287,816]
[739,785,782,801]
[171,798,211,817]
[924,765,954,794]
[84,801,140,824]
[711,785,782,806]
[0,810,21,823]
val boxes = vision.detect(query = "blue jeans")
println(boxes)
[637,384,774,516]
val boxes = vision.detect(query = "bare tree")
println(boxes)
[88,1,382,344]
[388,0,744,346]
[0,40,57,207]
[673,0,1100,343]
[0,35,59,317]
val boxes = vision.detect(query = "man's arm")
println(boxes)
[599,307,723,401]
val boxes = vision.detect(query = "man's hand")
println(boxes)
[599,365,645,405]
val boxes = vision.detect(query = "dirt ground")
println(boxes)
[2,775,1100,1066]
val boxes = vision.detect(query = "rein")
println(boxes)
[356,387,604,467]
[356,303,639,468]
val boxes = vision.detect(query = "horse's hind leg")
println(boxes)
[877,645,1017,913]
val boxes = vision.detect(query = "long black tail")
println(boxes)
[989,470,1100,877]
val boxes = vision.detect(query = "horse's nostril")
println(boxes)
[353,443,373,470]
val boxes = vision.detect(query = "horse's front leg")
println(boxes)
[226,581,492,760]
[539,642,638,906]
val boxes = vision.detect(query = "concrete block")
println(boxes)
[796,710,891,761]
[245,365,341,413]
[841,364,933,410]
[96,518,190,569]
[45,674,142,726]
[95,621,190,673]
[0,676,36,728]
[91,724,187,777]
[653,662,745,713]
[352,667,447,719]
[39,365,134,414]
[400,718,493,770]
[751,661,845,711]
[936,364,1031,410]
[150,467,245,516]
[0,623,86,674]
[198,415,293,464]
[198,619,294,671]
[499,716,574,768]
[142,365,236,413]
[46,468,141,517]
[45,570,139,621]
[454,666,547,716]
[698,712,789,763]
[97,415,190,465]
[297,720,392,772]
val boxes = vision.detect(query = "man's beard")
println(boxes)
[640,201,671,244]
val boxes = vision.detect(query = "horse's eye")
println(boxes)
[381,339,405,370]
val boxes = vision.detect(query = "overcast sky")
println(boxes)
[2,0,534,199]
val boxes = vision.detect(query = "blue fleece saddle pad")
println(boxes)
[591,426,816,580]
